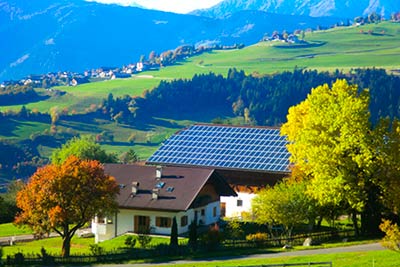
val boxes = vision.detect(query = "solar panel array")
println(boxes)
[147,124,290,173]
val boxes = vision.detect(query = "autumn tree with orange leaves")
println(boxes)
[15,156,119,257]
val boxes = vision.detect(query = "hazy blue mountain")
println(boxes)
[1,0,340,81]
[193,0,400,18]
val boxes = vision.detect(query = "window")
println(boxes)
[156,217,172,228]
[180,215,188,227]
[237,199,243,207]
[201,209,205,216]
[213,207,217,217]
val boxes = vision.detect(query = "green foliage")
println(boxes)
[170,217,178,248]
[0,84,40,106]
[281,79,378,231]
[89,244,104,255]
[379,219,400,252]
[51,135,117,164]
[0,180,24,223]
[245,232,269,246]
[134,68,400,126]
[13,252,24,265]
[124,235,136,248]
[118,149,139,164]
[39,247,54,265]
[281,79,400,234]
[224,219,245,240]
[252,179,317,239]
[137,229,152,249]
[201,223,223,250]
[188,220,198,251]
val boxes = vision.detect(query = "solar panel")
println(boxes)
[147,124,290,173]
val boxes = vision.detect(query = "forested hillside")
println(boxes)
[134,68,400,125]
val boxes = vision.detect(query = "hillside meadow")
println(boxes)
[1,22,399,115]
[0,21,399,162]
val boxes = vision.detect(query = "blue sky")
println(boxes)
[87,0,223,13]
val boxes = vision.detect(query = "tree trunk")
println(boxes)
[61,235,71,257]
[352,211,359,236]
[316,216,323,229]
[61,224,71,258]
[360,184,382,235]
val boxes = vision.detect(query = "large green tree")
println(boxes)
[51,136,117,164]
[281,79,382,234]
[15,156,119,257]
[252,179,317,239]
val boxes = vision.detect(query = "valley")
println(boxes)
[0,21,400,183]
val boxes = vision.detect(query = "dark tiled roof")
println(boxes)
[104,164,236,212]
[147,124,290,173]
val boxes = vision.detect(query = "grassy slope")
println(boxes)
[2,22,399,115]
[0,22,399,159]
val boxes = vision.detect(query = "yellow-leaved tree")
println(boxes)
[281,79,385,234]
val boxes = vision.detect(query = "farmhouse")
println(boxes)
[147,124,290,218]
[91,164,236,243]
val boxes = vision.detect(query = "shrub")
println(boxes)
[188,220,198,251]
[170,217,178,248]
[124,235,137,248]
[39,247,54,265]
[246,232,269,247]
[14,252,24,265]
[201,223,223,250]
[380,219,400,252]
[89,244,104,255]
[225,219,244,240]
[137,230,152,248]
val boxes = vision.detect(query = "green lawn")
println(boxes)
[152,250,400,267]
[0,223,32,237]
[1,234,183,257]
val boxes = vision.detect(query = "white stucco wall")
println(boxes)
[221,192,255,218]
[92,201,221,242]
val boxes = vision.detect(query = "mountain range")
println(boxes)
[1,0,391,81]
[193,0,400,18]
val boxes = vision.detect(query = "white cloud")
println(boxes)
[10,54,30,67]
[87,0,223,13]
[45,38,55,45]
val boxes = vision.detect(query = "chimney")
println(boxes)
[131,182,139,196]
[156,166,162,180]
[152,188,160,200]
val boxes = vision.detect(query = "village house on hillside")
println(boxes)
[91,164,236,243]
[147,124,291,218]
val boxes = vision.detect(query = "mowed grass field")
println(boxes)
[1,22,399,115]
[1,235,399,267]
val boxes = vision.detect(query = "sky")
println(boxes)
[87,0,224,13]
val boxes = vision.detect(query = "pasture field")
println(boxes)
[0,22,399,160]
[1,22,399,115]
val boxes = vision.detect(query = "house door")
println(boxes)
[134,215,150,233]
[220,202,226,217]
